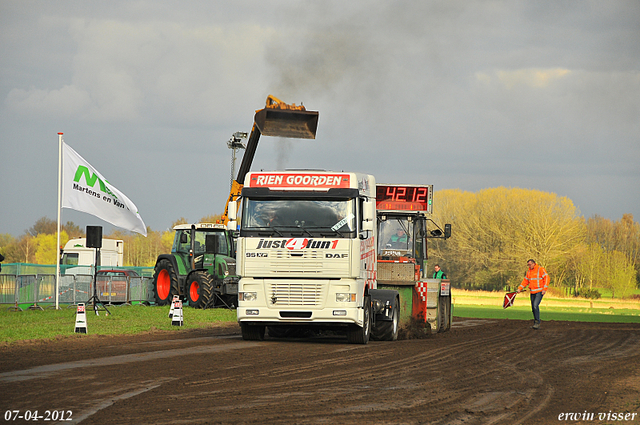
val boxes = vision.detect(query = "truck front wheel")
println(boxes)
[241,323,265,341]
[186,271,215,309]
[371,298,399,341]
[153,259,179,306]
[347,295,372,344]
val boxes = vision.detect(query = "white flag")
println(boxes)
[62,141,147,236]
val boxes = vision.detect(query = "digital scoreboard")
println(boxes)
[376,184,433,213]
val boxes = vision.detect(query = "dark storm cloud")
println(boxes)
[0,1,638,236]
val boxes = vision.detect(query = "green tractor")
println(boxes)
[152,223,238,308]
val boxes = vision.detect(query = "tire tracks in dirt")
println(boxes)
[166,326,544,424]
[3,320,640,425]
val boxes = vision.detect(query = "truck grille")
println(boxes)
[272,251,324,259]
[268,281,325,307]
[243,248,350,276]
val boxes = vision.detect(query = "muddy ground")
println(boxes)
[1,318,639,424]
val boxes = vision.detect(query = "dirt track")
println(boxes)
[1,318,639,424]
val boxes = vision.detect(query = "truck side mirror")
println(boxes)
[228,201,237,221]
[444,224,452,239]
[227,201,238,230]
[360,199,374,238]
[205,234,221,255]
[363,199,374,221]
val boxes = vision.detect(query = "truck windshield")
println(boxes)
[60,253,79,266]
[242,198,356,238]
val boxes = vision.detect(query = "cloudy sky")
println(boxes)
[1,1,639,237]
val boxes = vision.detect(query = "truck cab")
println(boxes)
[234,170,393,343]
[60,238,124,275]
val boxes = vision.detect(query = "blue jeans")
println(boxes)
[530,292,544,322]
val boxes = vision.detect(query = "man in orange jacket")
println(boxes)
[516,259,549,330]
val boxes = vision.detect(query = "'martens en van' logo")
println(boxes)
[74,166,118,200]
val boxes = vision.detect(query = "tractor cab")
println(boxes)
[377,213,428,282]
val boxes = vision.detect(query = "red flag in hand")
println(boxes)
[503,292,517,309]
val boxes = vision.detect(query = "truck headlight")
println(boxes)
[239,292,257,302]
[336,293,356,302]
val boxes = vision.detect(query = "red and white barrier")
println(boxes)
[74,303,87,334]
[171,299,183,326]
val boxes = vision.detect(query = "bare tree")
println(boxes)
[27,217,57,236]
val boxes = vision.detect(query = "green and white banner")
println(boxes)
[61,141,147,236]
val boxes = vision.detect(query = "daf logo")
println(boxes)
[271,296,277,304]
[325,253,348,258]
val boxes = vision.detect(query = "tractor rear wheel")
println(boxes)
[186,271,215,309]
[437,295,451,333]
[153,259,179,306]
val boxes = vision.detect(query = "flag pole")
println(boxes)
[55,133,63,310]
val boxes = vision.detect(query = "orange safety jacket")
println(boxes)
[518,264,549,294]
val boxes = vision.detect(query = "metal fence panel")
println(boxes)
[73,275,93,304]
[17,275,37,305]
[129,277,154,303]
[0,275,17,304]
[96,276,128,304]
[0,273,156,306]
[58,275,77,304]
[37,274,56,303]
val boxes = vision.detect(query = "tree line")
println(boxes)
[0,215,221,268]
[428,187,639,298]
[1,188,638,298]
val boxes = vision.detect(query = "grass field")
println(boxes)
[0,304,236,345]
[0,290,638,345]
[452,289,640,323]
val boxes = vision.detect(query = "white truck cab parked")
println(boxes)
[60,238,124,274]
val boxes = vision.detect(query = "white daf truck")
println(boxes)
[230,170,400,344]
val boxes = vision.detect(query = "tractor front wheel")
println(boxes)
[186,271,215,309]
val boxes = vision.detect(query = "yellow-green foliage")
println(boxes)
[431,187,584,288]
[34,231,69,265]
[430,187,638,296]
